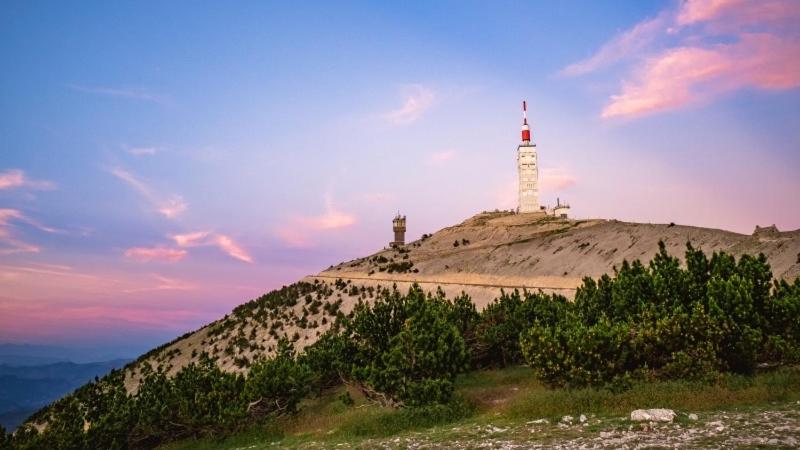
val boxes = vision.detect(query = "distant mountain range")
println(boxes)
[0,343,137,365]
[0,359,129,431]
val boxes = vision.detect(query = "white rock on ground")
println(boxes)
[561,415,574,424]
[527,419,549,425]
[630,409,676,422]
[688,413,698,421]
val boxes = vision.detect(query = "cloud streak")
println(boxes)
[425,150,457,166]
[383,84,435,124]
[0,169,55,191]
[124,247,187,262]
[540,167,578,191]
[563,0,800,119]
[67,84,169,105]
[274,194,357,248]
[123,274,196,293]
[127,147,158,156]
[561,13,669,77]
[109,167,187,219]
[0,209,60,255]
[171,231,253,263]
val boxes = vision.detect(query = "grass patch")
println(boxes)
[459,365,800,423]
[163,365,800,449]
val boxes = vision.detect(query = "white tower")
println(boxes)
[517,101,539,213]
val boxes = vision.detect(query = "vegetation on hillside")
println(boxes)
[4,243,799,449]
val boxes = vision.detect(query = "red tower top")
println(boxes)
[521,101,531,143]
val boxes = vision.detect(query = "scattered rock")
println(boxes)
[579,414,587,423]
[561,415,574,424]
[630,409,676,422]
[527,419,549,425]
[485,425,507,434]
[706,420,725,432]
[688,413,698,421]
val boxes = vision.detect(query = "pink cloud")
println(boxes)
[171,231,253,263]
[213,234,253,263]
[274,194,357,247]
[273,225,312,248]
[124,247,187,262]
[109,167,187,219]
[383,84,435,124]
[0,169,55,190]
[0,209,60,255]
[171,231,209,247]
[676,0,800,28]
[603,33,800,118]
[297,209,357,230]
[540,167,578,191]
[564,0,800,119]
[124,274,196,293]
[426,150,457,166]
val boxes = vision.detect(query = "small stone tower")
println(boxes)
[391,213,406,247]
[517,101,539,213]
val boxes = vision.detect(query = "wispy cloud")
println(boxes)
[273,226,312,248]
[67,84,169,105]
[0,263,106,282]
[602,32,800,118]
[561,12,670,77]
[383,84,435,124]
[170,231,253,263]
[108,167,187,219]
[0,209,60,255]
[296,194,357,230]
[124,247,187,262]
[0,169,55,191]
[123,274,196,293]
[425,150,457,166]
[274,194,357,248]
[127,147,158,156]
[562,0,800,119]
[540,167,578,191]
[358,192,393,204]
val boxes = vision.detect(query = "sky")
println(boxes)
[1,0,799,358]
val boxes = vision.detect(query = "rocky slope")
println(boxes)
[113,211,800,390]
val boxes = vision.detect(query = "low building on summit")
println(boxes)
[391,213,406,247]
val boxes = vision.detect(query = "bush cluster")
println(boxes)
[5,243,799,449]
[520,242,800,387]
[9,351,311,449]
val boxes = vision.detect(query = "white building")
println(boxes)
[516,101,571,218]
[517,101,539,213]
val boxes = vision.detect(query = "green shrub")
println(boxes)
[342,285,468,406]
[520,242,800,387]
[474,290,568,368]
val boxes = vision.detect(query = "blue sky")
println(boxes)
[1,0,799,357]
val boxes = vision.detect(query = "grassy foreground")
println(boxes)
[163,365,800,449]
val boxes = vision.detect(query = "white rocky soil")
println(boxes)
[281,401,800,449]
